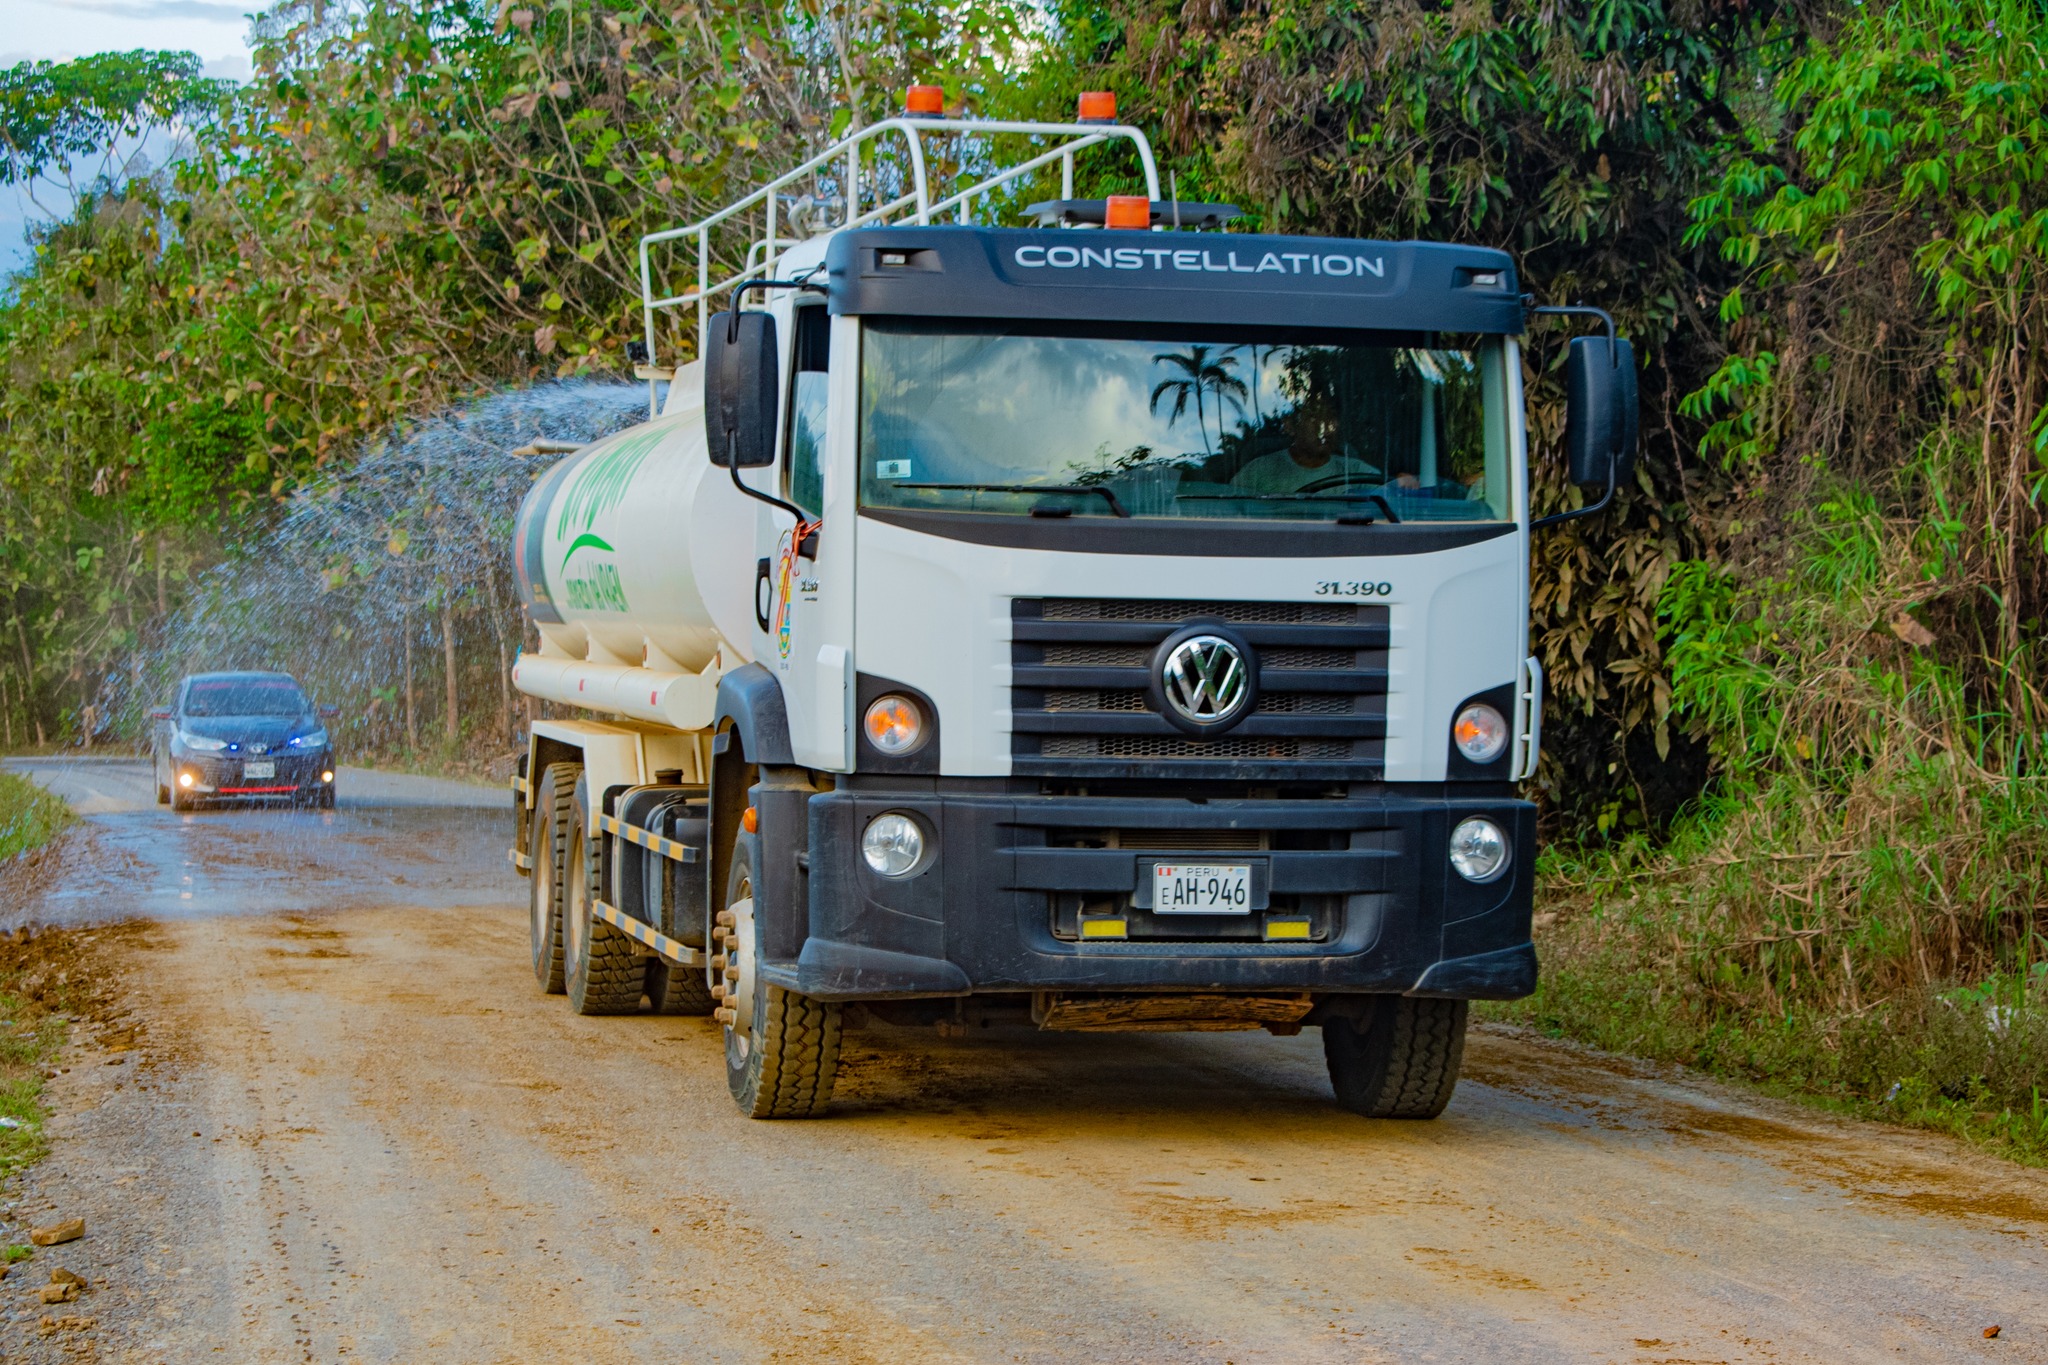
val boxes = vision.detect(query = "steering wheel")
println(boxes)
[1293,472,1383,495]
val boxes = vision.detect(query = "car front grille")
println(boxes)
[1011,597,1389,780]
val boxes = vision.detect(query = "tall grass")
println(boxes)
[0,771,72,864]
[1500,0,2048,1163]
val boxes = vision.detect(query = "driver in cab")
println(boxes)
[1230,393,1376,494]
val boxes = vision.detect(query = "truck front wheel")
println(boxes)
[1322,996,1468,1119]
[719,840,840,1118]
[528,762,580,994]
[564,773,647,1016]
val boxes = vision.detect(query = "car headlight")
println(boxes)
[178,730,229,752]
[863,694,926,756]
[1449,817,1509,883]
[861,813,927,877]
[1453,703,1509,764]
[290,728,329,749]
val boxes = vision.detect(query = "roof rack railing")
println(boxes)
[636,114,1161,409]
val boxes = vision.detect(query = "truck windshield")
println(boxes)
[859,320,1511,523]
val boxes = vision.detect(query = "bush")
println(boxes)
[0,770,71,863]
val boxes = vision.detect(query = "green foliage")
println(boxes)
[1509,0,2048,1160]
[0,771,70,860]
[0,49,229,186]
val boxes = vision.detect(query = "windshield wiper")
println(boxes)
[1178,491,1401,523]
[893,482,1130,518]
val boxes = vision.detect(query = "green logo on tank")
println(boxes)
[554,429,666,613]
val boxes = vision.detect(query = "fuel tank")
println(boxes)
[511,361,756,671]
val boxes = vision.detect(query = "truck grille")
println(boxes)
[1012,597,1389,780]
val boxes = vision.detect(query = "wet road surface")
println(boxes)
[3,756,2045,1362]
[5,756,504,926]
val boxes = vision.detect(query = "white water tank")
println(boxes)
[512,362,757,671]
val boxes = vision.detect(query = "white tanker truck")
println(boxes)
[507,91,1637,1119]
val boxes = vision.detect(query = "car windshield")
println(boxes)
[859,321,1511,523]
[185,679,308,717]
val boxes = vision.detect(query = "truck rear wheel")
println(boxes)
[645,960,715,1015]
[528,761,580,994]
[1322,996,1468,1119]
[720,841,840,1118]
[564,773,646,1016]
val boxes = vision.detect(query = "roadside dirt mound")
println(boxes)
[0,919,150,1037]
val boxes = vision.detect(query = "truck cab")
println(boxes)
[508,96,1636,1120]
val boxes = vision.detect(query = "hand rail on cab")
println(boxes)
[636,116,1162,415]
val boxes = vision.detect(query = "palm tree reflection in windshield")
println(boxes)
[1148,345,1247,455]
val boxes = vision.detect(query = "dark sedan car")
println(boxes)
[151,672,337,811]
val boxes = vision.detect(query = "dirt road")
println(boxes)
[4,757,2045,1362]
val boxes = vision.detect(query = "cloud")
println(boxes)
[200,51,251,81]
[59,0,253,19]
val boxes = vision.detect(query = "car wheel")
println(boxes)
[316,783,335,811]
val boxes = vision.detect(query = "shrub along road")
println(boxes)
[1,759,2043,1361]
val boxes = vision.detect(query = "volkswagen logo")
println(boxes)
[1149,627,1258,735]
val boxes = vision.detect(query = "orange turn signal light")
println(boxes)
[1076,90,1117,123]
[863,694,926,756]
[742,805,759,833]
[1105,195,1151,230]
[904,85,944,117]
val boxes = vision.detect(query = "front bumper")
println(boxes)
[174,751,333,796]
[763,784,1536,1002]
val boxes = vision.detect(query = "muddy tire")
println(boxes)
[645,960,715,1016]
[565,774,645,1016]
[528,761,580,994]
[722,840,840,1118]
[1322,996,1468,1120]
[169,784,196,813]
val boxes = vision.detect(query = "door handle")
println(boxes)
[754,557,772,633]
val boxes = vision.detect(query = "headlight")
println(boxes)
[178,730,228,752]
[1449,817,1509,883]
[863,694,926,756]
[861,813,927,877]
[290,728,329,749]
[1453,703,1509,764]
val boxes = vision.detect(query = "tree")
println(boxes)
[0,50,229,203]
[1149,345,1246,454]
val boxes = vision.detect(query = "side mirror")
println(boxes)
[703,309,780,469]
[1564,334,1638,489]
[319,704,340,719]
[149,707,172,721]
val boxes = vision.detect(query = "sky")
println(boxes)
[0,0,257,268]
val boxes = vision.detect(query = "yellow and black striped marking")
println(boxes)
[592,900,704,968]
[596,813,700,864]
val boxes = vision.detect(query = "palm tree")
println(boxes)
[1232,343,1273,429]
[1150,345,1248,454]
